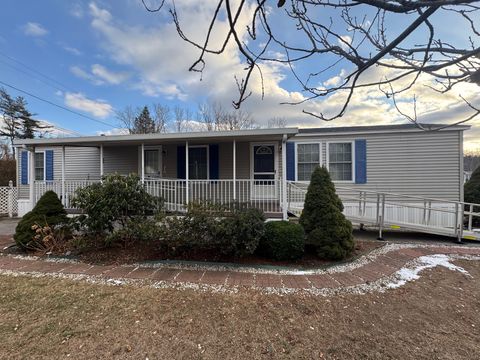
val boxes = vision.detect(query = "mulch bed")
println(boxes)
[64,238,383,268]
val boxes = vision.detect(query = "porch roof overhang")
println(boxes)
[13,127,299,148]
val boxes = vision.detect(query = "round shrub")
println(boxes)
[218,208,266,257]
[259,221,304,261]
[14,191,68,250]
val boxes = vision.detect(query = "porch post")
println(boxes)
[99,145,104,180]
[61,146,65,206]
[233,139,236,200]
[141,143,145,183]
[281,135,288,220]
[185,141,189,204]
[29,147,36,208]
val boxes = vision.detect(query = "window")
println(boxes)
[328,142,353,181]
[189,146,208,179]
[144,149,160,177]
[297,143,320,181]
[34,152,45,181]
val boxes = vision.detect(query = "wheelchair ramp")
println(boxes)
[287,182,480,242]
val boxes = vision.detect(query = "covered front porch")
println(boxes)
[21,128,298,218]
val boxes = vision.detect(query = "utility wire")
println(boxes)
[0,58,67,94]
[0,79,116,128]
[0,51,70,92]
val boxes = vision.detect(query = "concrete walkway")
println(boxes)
[1,245,479,292]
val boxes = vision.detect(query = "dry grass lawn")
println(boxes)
[1,260,480,359]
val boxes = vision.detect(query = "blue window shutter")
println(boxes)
[45,150,54,181]
[286,142,295,181]
[355,139,367,184]
[177,145,186,179]
[21,151,28,185]
[209,144,219,180]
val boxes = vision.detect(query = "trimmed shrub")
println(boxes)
[14,191,68,250]
[217,208,266,257]
[259,221,304,261]
[157,202,224,256]
[299,166,354,260]
[71,174,162,240]
[158,203,265,258]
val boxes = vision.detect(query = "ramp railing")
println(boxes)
[286,181,480,241]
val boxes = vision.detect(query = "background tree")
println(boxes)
[267,117,287,128]
[133,106,156,134]
[0,88,45,155]
[465,166,480,205]
[465,149,480,173]
[116,105,138,133]
[153,103,170,133]
[143,0,480,128]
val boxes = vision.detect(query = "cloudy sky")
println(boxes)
[0,0,478,151]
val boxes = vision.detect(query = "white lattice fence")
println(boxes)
[0,183,18,217]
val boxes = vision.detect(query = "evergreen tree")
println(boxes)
[465,166,480,205]
[133,106,156,134]
[0,88,21,153]
[0,90,46,154]
[299,166,355,260]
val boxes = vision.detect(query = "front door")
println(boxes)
[251,144,277,199]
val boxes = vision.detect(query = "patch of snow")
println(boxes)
[386,254,471,289]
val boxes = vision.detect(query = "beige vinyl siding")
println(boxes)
[103,146,137,175]
[18,146,101,199]
[296,130,462,201]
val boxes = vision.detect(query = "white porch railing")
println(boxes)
[35,180,100,209]
[34,179,283,214]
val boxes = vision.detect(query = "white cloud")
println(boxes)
[70,3,84,18]
[70,64,129,85]
[338,35,352,50]
[64,92,114,118]
[91,64,130,85]
[23,22,48,37]
[64,46,82,56]
[96,128,129,136]
[85,2,479,150]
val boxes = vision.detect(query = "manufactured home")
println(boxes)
[13,123,478,241]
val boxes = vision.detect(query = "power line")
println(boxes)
[0,80,116,128]
[0,58,67,94]
[0,51,70,92]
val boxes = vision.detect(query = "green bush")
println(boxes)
[158,203,265,258]
[217,208,266,257]
[71,174,162,240]
[465,166,480,205]
[14,191,69,250]
[157,202,226,256]
[299,166,354,260]
[465,166,480,226]
[258,221,304,261]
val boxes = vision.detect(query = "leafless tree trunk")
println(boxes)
[153,103,170,133]
[197,102,216,131]
[267,117,287,128]
[116,106,139,134]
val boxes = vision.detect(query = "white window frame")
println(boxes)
[188,145,210,180]
[143,145,162,178]
[34,150,46,182]
[326,141,355,183]
[294,142,322,182]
